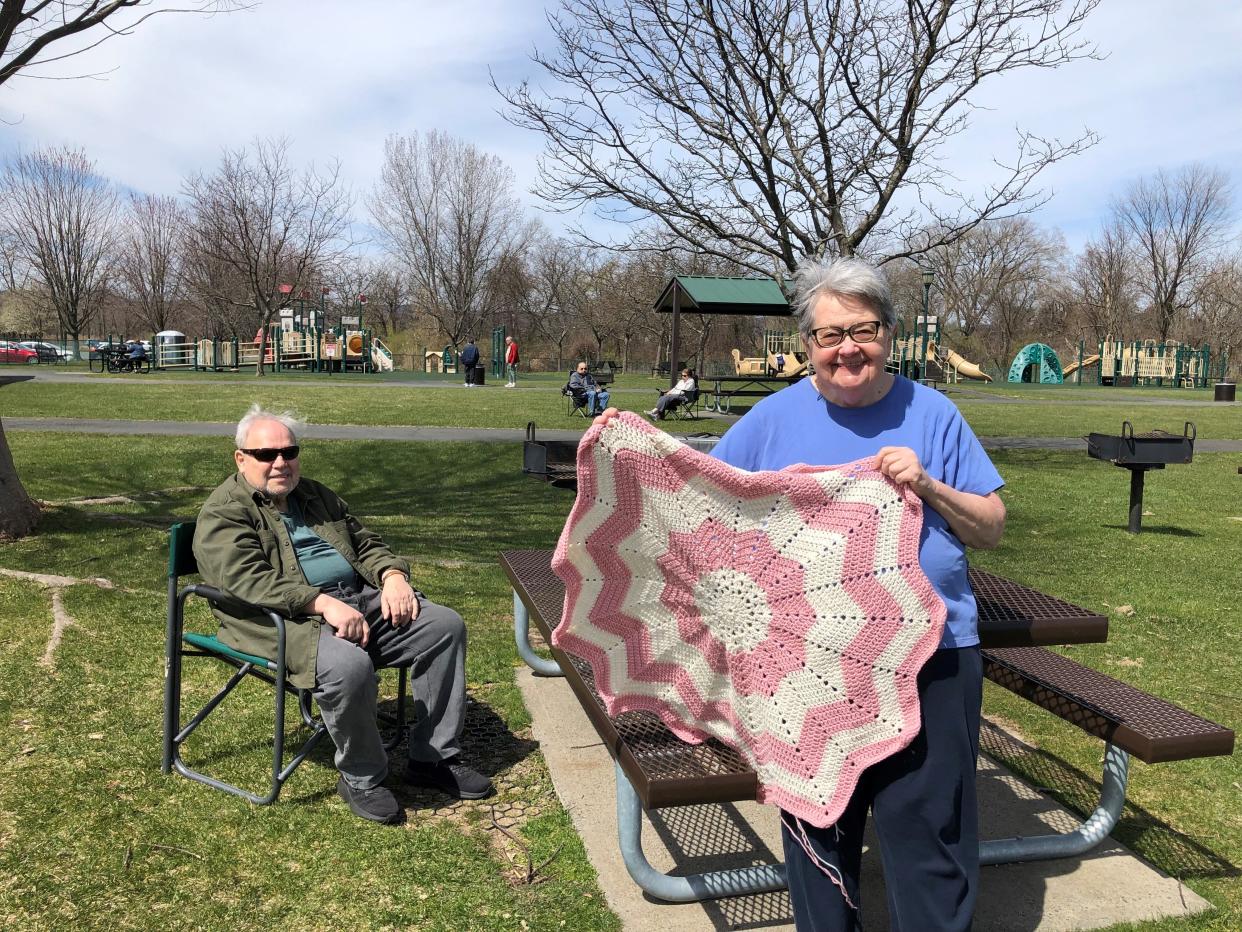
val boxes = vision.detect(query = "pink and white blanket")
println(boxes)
[550,412,946,827]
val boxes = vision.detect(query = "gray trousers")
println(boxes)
[313,583,467,790]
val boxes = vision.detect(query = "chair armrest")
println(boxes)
[181,583,289,627]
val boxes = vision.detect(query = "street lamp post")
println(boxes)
[919,267,935,382]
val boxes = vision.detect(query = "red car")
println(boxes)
[0,341,38,364]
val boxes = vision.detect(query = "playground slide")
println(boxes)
[1061,354,1100,378]
[945,349,992,382]
[371,339,394,372]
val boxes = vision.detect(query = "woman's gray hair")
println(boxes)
[792,257,897,337]
[235,403,304,448]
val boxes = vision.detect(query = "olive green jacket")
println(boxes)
[192,473,409,689]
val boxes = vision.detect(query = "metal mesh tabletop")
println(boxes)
[501,549,757,808]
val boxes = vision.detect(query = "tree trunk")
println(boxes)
[0,421,39,539]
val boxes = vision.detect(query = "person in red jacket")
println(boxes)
[504,335,519,387]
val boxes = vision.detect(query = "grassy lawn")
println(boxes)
[6,371,1241,439]
[0,376,1239,929]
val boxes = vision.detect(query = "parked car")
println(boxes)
[19,341,71,362]
[0,341,39,364]
[87,339,125,356]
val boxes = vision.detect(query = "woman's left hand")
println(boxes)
[874,446,934,499]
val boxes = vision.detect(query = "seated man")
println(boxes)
[193,405,492,824]
[127,340,147,362]
[568,361,610,415]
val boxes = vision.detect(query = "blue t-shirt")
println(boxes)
[712,375,1003,649]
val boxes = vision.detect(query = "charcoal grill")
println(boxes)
[523,422,581,489]
[522,422,720,492]
[1087,421,1195,533]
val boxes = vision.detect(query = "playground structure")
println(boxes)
[1008,343,1064,384]
[153,324,393,374]
[1062,339,1223,388]
[733,321,992,383]
[888,316,992,383]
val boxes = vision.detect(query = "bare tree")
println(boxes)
[117,192,185,335]
[370,131,536,351]
[931,219,1064,349]
[0,145,118,355]
[1188,256,1242,379]
[925,218,1062,370]
[0,1,247,86]
[499,0,1099,273]
[0,2,247,542]
[183,138,352,373]
[1112,164,1233,342]
[1070,220,1138,343]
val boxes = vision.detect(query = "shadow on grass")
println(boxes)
[1100,524,1202,538]
[980,720,1238,882]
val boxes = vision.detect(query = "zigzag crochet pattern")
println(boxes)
[550,412,946,828]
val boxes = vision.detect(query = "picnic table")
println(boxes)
[501,547,1232,902]
[707,374,804,413]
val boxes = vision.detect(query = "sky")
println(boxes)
[2,0,1240,255]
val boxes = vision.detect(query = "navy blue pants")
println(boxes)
[781,646,983,931]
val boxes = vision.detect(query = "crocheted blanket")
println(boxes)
[550,412,946,828]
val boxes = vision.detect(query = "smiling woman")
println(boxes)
[710,255,1006,930]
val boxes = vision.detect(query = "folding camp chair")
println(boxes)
[162,521,409,805]
[563,383,591,418]
[665,386,701,420]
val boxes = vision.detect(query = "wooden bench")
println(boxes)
[501,548,1234,901]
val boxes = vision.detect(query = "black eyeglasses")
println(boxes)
[808,321,884,349]
[240,446,300,463]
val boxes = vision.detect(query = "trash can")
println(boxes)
[473,364,486,385]
[1214,382,1236,402]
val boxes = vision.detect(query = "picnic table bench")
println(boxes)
[501,548,1234,902]
[708,374,805,413]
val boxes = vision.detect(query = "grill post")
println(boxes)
[1128,467,1146,534]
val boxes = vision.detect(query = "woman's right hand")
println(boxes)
[592,406,622,428]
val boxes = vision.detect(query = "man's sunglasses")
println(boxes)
[239,446,300,463]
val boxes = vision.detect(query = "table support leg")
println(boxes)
[614,761,788,902]
[979,743,1129,865]
[513,590,563,677]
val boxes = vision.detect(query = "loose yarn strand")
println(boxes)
[781,811,860,912]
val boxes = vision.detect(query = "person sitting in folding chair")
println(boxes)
[193,405,493,824]
[648,368,698,421]
[568,361,610,415]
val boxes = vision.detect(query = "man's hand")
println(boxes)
[874,446,934,498]
[380,574,419,626]
[317,594,370,646]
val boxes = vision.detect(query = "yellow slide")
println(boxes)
[1062,353,1100,378]
[944,349,992,382]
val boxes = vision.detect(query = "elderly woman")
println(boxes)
[594,256,1003,928]
[647,367,697,420]
[711,257,1005,930]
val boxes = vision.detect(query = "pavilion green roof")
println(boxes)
[652,276,791,316]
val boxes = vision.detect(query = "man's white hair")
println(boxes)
[235,404,304,448]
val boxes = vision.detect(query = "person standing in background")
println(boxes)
[460,338,480,387]
[504,336,519,388]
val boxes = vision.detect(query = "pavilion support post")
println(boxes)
[669,282,681,389]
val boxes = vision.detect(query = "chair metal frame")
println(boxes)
[563,383,591,418]
[162,521,409,805]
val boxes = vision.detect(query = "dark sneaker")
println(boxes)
[407,757,494,799]
[337,777,402,824]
